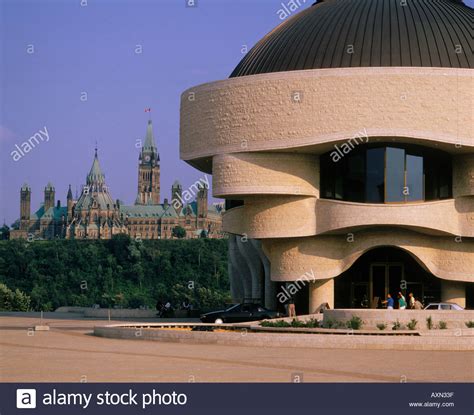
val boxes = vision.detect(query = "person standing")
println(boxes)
[398,292,407,310]
[382,294,394,310]
[288,297,296,318]
[408,292,415,309]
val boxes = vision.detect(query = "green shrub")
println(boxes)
[426,316,433,330]
[438,321,447,330]
[324,319,335,328]
[392,319,402,330]
[259,320,290,328]
[305,318,320,328]
[465,321,474,328]
[324,319,348,329]
[376,323,387,331]
[290,318,306,328]
[272,320,291,328]
[407,319,418,330]
[260,318,321,329]
[346,315,363,330]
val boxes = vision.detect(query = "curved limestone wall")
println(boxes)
[180,66,473,295]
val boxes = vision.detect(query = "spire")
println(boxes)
[67,184,73,200]
[86,148,105,185]
[143,120,157,152]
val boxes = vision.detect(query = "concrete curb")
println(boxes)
[93,324,474,351]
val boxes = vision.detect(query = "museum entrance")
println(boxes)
[369,263,404,308]
[335,247,441,309]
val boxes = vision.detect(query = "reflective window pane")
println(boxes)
[345,152,365,202]
[385,147,405,203]
[335,176,343,199]
[406,154,423,201]
[366,148,385,203]
[439,165,451,199]
[320,144,452,204]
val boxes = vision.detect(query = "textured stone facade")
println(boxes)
[180,67,473,308]
[453,154,474,198]
[179,1,473,310]
[181,68,473,166]
[213,153,319,197]
[262,229,473,283]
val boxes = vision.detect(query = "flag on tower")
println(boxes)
[144,108,151,113]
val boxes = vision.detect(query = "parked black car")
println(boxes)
[200,303,282,324]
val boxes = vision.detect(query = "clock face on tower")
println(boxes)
[145,155,150,162]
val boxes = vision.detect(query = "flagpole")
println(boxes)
[145,107,151,122]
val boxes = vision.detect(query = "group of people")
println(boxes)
[382,292,423,310]
[155,300,173,317]
[286,297,330,317]
[155,300,194,317]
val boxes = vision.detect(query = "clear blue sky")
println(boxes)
[0,0,292,225]
[1,0,473,225]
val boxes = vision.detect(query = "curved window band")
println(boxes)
[320,144,452,204]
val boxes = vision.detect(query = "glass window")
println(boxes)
[406,154,424,201]
[345,152,365,202]
[335,176,343,200]
[366,148,385,203]
[385,147,405,203]
[320,144,452,204]
[424,164,439,200]
[439,171,451,199]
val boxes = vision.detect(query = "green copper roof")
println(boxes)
[143,120,157,152]
[86,149,105,185]
[75,149,116,212]
[120,204,179,218]
[32,206,67,220]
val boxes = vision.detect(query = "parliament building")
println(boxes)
[11,120,224,241]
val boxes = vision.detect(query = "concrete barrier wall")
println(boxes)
[94,325,474,351]
[324,309,474,329]
[84,309,157,318]
[54,306,91,313]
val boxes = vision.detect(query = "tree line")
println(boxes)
[0,235,230,311]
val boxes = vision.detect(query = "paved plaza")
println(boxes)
[0,314,472,383]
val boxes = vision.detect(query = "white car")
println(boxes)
[424,302,464,311]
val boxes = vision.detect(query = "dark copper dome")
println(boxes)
[230,0,473,77]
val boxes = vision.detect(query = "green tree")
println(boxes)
[0,283,31,311]
[0,238,229,311]
[0,225,10,240]
[172,226,186,239]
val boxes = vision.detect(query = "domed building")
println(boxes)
[180,0,473,311]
